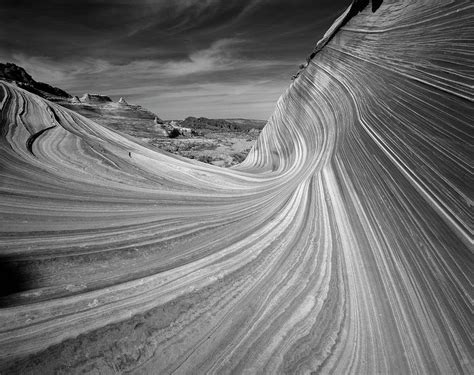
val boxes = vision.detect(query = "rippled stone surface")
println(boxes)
[0,1,472,373]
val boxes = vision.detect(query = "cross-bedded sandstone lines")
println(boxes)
[0,0,472,373]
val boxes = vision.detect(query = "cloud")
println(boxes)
[9,38,295,120]
[1,0,350,119]
[160,38,241,76]
[10,54,113,86]
[126,0,260,37]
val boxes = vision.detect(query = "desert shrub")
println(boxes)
[168,128,181,138]
[197,155,213,164]
[232,152,247,164]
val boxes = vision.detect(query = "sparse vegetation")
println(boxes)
[168,128,181,138]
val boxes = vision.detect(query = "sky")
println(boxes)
[1,0,350,119]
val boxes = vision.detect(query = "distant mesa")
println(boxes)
[79,93,112,104]
[0,62,166,143]
[181,117,239,132]
[180,117,266,133]
[65,92,162,124]
[0,62,264,150]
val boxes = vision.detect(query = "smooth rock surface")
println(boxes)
[0,0,472,373]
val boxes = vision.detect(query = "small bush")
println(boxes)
[197,155,213,164]
[168,128,181,138]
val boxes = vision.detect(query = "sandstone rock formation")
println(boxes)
[0,0,472,373]
[79,93,113,103]
[70,95,81,103]
[0,62,71,100]
[62,94,163,139]
[181,116,239,132]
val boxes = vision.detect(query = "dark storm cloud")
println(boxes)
[0,0,350,119]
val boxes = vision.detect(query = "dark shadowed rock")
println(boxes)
[0,62,71,100]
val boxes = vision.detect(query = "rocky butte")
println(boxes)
[0,0,472,373]
[0,62,71,100]
[0,62,263,167]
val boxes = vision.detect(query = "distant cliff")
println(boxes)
[180,117,239,131]
[79,93,113,104]
[0,62,71,100]
[180,117,265,132]
[0,62,163,127]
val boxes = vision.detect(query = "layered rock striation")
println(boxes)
[0,0,472,373]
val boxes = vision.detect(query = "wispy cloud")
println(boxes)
[160,38,241,76]
[10,54,112,85]
[10,41,295,119]
[2,0,349,118]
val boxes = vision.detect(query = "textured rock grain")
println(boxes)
[0,1,472,373]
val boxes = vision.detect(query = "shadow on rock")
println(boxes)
[372,0,383,12]
[0,257,32,307]
[354,0,384,13]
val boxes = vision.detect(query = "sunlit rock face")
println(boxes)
[0,0,472,373]
[79,93,113,104]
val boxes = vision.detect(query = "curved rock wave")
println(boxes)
[0,0,472,373]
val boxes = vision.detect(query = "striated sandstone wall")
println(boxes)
[0,1,472,373]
